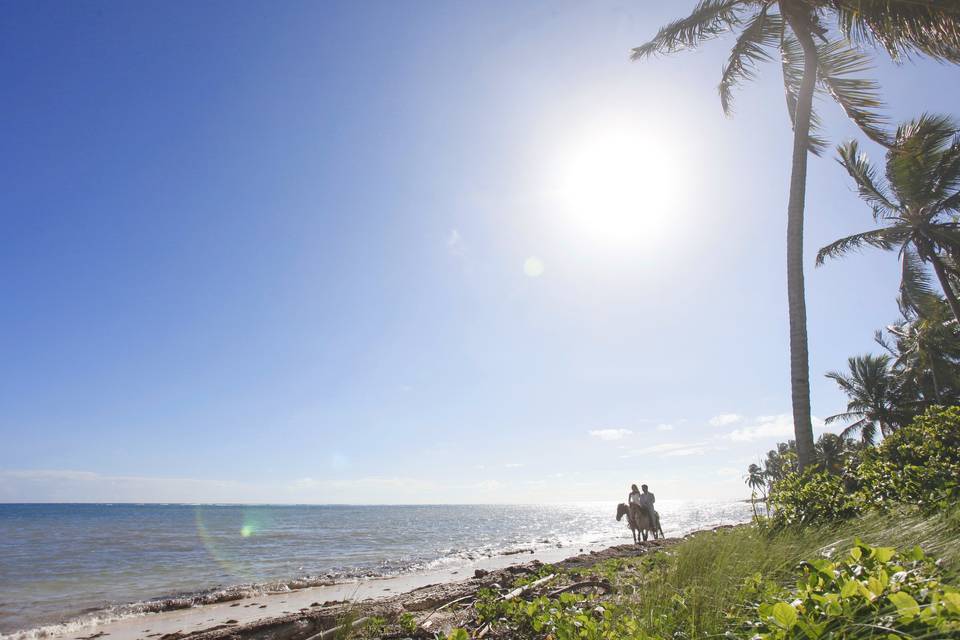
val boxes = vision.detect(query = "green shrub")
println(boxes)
[476,590,664,640]
[857,405,960,510]
[768,469,861,527]
[743,541,960,639]
[397,611,417,635]
[770,406,960,525]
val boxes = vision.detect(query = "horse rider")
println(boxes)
[627,484,643,521]
[629,483,660,523]
[638,484,663,536]
[637,484,656,518]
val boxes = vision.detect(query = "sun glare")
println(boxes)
[550,124,687,250]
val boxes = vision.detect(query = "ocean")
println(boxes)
[0,501,752,636]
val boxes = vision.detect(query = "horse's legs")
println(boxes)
[642,529,648,542]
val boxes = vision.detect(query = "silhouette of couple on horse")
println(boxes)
[616,483,664,543]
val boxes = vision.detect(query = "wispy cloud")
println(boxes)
[726,414,825,442]
[656,423,674,431]
[708,413,743,427]
[504,462,524,468]
[0,469,438,504]
[588,428,633,441]
[620,442,709,458]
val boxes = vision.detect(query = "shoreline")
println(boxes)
[2,536,629,640]
[1,503,756,640]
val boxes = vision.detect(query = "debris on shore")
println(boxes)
[180,538,678,640]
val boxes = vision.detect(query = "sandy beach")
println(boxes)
[7,536,650,640]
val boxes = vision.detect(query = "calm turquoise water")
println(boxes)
[0,501,751,635]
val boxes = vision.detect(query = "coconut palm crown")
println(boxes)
[817,114,960,321]
[825,353,904,444]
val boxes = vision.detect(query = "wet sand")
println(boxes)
[9,537,635,640]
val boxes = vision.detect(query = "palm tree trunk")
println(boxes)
[930,253,960,323]
[783,10,817,470]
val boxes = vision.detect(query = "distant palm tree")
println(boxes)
[877,297,960,405]
[817,115,960,321]
[745,463,767,518]
[763,440,798,486]
[814,432,848,475]
[745,463,768,496]
[825,354,903,444]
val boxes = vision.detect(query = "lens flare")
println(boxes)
[194,506,269,581]
[524,257,545,277]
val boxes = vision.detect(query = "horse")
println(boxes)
[616,503,663,543]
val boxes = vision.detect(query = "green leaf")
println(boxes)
[888,591,920,619]
[771,602,798,629]
[840,579,860,598]
[872,546,896,563]
[797,618,827,639]
[808,558,834,576]
[447,629,470,640]
[943,592,960,614]
[850,546,862,561]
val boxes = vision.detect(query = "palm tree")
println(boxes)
[634,4,873,470]
[633,2,960,469]
[817,115,960,321]
[745,462,768,518]
[876,296,960,405]
[824,353,903,443]
[763,440,798,486]
[814,432,848,474]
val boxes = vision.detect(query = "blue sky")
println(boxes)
[2,1,958,503]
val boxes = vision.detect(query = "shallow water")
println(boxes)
[0,501,751,635]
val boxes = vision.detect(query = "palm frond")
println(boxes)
[926,226,960,259]
[899,246,938,315]
[836,139,898,218]
[842,418,877,445]
[815,40,889,145]
[886,115,960,210]
[874,328,898,356]
[719,7,783,114]
[816,226,906,265]
[938,191,960,213]
[631,0,747,60]
[827,0,960,63]
[823,410,862,425]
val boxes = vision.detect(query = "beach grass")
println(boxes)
[475,504,960,639]
[625,507,958,637]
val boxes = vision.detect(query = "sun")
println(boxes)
[550,124,685,249]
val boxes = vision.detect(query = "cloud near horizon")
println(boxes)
[0,469,443,504]
[587,428,633,441]
[725,414,826,442]
[708,413,743,427]
[620,442,709,458]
